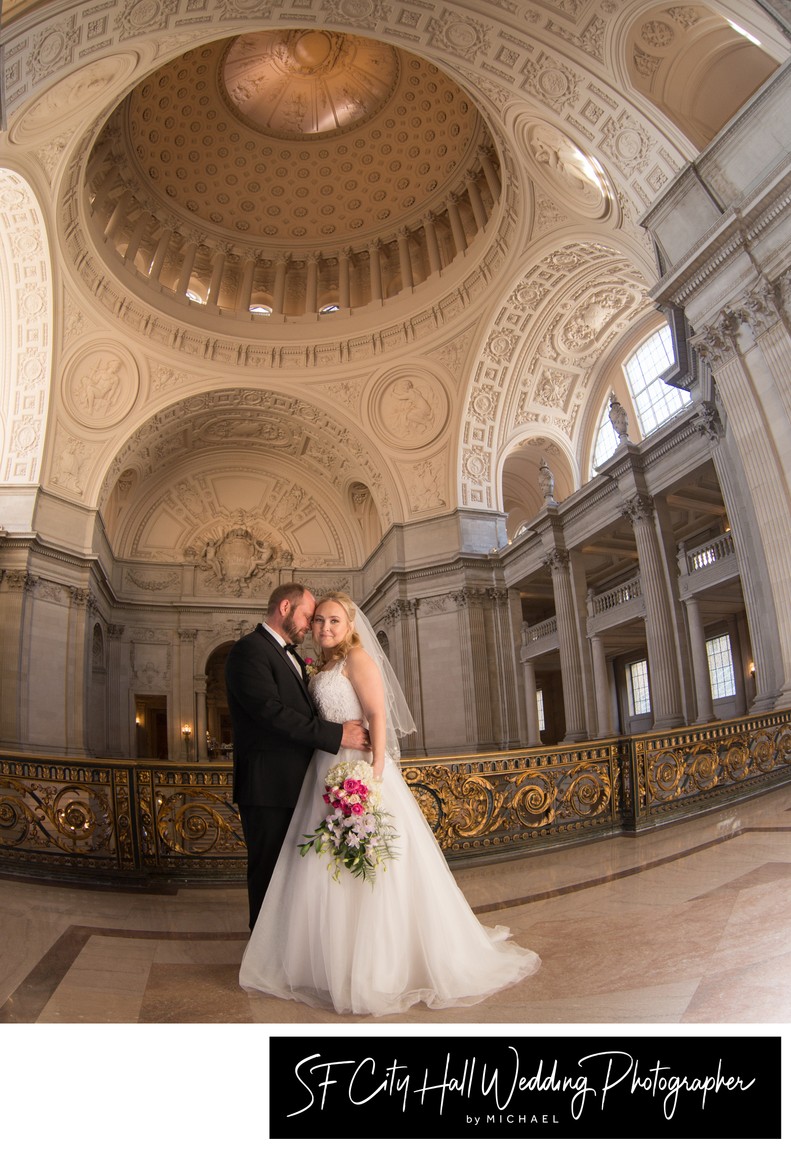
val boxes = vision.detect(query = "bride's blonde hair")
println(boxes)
[314,592,362,665]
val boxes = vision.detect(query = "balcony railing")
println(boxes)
[681,531,736,573]
[1,710,790,881]
[588,576,642,616]
[521,616,558,644]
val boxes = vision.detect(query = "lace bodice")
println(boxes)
[309,660,363,724]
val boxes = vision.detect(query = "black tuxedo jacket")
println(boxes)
[225,624,343,808]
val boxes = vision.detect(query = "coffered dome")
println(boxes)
[85,29,502,320]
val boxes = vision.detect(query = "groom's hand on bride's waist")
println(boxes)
[341,720,370,750]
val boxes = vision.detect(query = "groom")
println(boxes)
[225,582,370,929]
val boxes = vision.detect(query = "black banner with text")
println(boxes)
[269,1035,780,1140]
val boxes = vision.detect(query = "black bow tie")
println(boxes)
[284,642,309,684]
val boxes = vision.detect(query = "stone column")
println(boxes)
[522,657,541,746]
[729,619,748,715]
[368,240,383,302]
[695,313,791,709]
[148,228,172,284]
[106,623,126,757]
[383,598,423,756]
[103,189,132,242]
[622,494,684,728]
[66,587,93,754]
[683,595,715,724]
[305,252,319,313]
[397,227,414,290]
[177,630,197,762]
[195,675,209,762]
[446,192,467,255]
[423,212,442,275]
[123,211,150,266]
[456,588,495,745]
[465,170,488,228]
[273,254,289,314]
[589,633,616,737]
[545,547,587,741]
[176,239,198,297]
[236,256,256,311]
[478,145,501,199]
[0,570,29,747]
[488,587,523,747]
[339,247,351,308]
[207,248,226,306]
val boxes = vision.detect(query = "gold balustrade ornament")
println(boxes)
[1,711,790,883]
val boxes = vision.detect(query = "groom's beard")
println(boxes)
[282,610,306,645]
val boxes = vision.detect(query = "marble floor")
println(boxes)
[2,784,791,1027]
[2,786,788,1146]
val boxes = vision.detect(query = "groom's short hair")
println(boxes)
[267,583,306,617]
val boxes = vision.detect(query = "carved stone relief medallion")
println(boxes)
[369,367,449,450]
[63,343,139,429]
[522,120,608,219]
[9,55,139,143]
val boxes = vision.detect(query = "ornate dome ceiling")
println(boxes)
[85,28,499,318]
[123,29,484,248]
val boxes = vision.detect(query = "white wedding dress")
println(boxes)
[239,660,540,1016]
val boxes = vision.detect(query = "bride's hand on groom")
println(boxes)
[341,719,370,751]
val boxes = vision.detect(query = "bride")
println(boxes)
[239,592,540,1016]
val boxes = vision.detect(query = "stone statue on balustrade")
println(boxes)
[608,393,630,442]
[538,457,557,506]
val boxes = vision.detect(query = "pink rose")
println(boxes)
[343,779,358,793]
[351,803,364,816]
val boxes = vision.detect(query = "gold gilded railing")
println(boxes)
[1,710,789,883]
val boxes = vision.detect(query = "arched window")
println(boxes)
[625,325,690,436]
[592,325,693,471]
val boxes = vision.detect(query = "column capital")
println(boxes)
[621,493,654,525]
[737,278,782,339]
[692,400,724,444]
[544,546,570,572]
[690,310,740,369]
[383,598,418,623]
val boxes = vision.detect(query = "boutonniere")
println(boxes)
[304,657,317,678]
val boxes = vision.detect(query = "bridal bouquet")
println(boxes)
[299,761,397,884]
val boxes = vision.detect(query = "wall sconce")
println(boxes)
[748,662,756,678]
[182,723,192,741]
